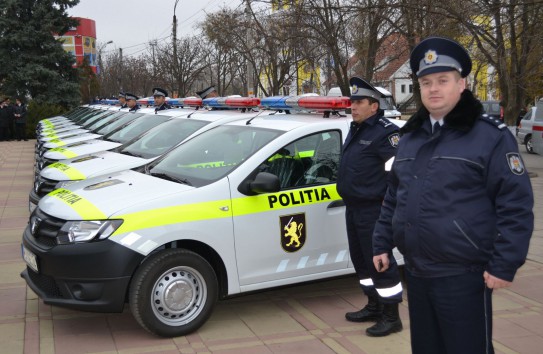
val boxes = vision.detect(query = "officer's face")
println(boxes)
[154,96,166,106]
[419,71,465,119]
[350,98,379,124]
[127,99,136,108]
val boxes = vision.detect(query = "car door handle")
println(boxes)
[327,200,345,209]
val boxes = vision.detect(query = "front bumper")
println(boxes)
[21,224,144,312]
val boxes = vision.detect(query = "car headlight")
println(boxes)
[55,180,78,189]
[57,220,123,245]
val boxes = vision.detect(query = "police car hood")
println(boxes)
[40,151,149,181]
[39,128,89,141]
[39,170,195,220]
[43,139,121,160]
[39,125,81,136]
[43,133,103,148]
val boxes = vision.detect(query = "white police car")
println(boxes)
[37,105,119,138]
[30,98,266,210]
[39,98,204,162]
[22,96,404,337]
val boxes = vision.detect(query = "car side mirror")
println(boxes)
[238,172,281,195]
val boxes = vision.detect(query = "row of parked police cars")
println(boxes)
[22,93,405,337]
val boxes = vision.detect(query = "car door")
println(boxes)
[231,129,350,288]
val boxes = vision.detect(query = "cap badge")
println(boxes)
[424,50,438,65]
[352,84,358,94]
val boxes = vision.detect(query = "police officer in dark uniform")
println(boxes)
[152,87,171,113]
[196,85,218,100]
[336,77,403,337]
[118,92,128,109]
[372,37,534,353]
[125,93,140,112]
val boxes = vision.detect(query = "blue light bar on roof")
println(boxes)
[202,97,260,108]
[203,97,224,108]
[167,98,182,106]
[260,95,351,111]
[259,96,291,110]
[100,99,119,105]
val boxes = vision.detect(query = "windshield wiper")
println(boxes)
[122,150,142,158]
[150,172,192,186]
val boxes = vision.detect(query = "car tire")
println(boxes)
[526,135,535,154]
[129,249,218,337]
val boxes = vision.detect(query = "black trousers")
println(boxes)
[15,123,26,140]
[406,269,494,354]
[345,203,402,303]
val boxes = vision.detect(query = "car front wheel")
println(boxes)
[526,135,535,154]
[129,249,218,337]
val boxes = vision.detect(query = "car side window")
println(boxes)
[259,130,341,189]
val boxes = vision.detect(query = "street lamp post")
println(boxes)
[97,40,113,75]
[97,40,113,97]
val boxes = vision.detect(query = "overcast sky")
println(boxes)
[67,0,244,58]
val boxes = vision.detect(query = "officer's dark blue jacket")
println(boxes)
[337,111,400,206]
[155,103,171,113]
[373,90,534,281]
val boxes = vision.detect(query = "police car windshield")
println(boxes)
[94,112,142,135]
[149,125,282,187]
[120,118,209,159]
[102,114,171,144]
[87,111,128,131]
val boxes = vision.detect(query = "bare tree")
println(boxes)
[439,0,543,126]
[204,5,302,96]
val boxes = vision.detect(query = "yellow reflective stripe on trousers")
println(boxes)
[112,185,341,236]
[48,189,107,219]
[48,148,77,159]
[49,162,86,180]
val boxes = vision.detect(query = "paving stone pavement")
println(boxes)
[1,139,542,354]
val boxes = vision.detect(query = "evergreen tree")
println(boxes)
[0,0,81,107]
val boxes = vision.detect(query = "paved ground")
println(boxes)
[1,139,542,354]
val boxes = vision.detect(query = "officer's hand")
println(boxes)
[373,254,389,272]
[483,271,512,289]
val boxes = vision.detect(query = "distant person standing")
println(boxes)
[4,97,15,140]
[196,85,218,100]
[152,87,171,113]
[13,97,27,141]
[0,98,10,141]
[118,92,128,109]
[125,93,140,112]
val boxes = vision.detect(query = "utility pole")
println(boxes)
[173,0,180,95]
[245,0,254,97]
[118,47,123,91]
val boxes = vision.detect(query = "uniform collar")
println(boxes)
[351,111,383,128]
[401,90,483,135]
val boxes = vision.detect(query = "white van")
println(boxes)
[528,99,543,155]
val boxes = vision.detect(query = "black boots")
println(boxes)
[366,303,403,337]
[345,295,383,322]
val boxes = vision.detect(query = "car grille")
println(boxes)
[30,208,65,248]
[35,177,58,199]
[26,267,63,298]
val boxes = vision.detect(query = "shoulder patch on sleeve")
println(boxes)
[388,133,400,148]
[480,114,507,130]
[378,118,393,128]
[506,152,525,175]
